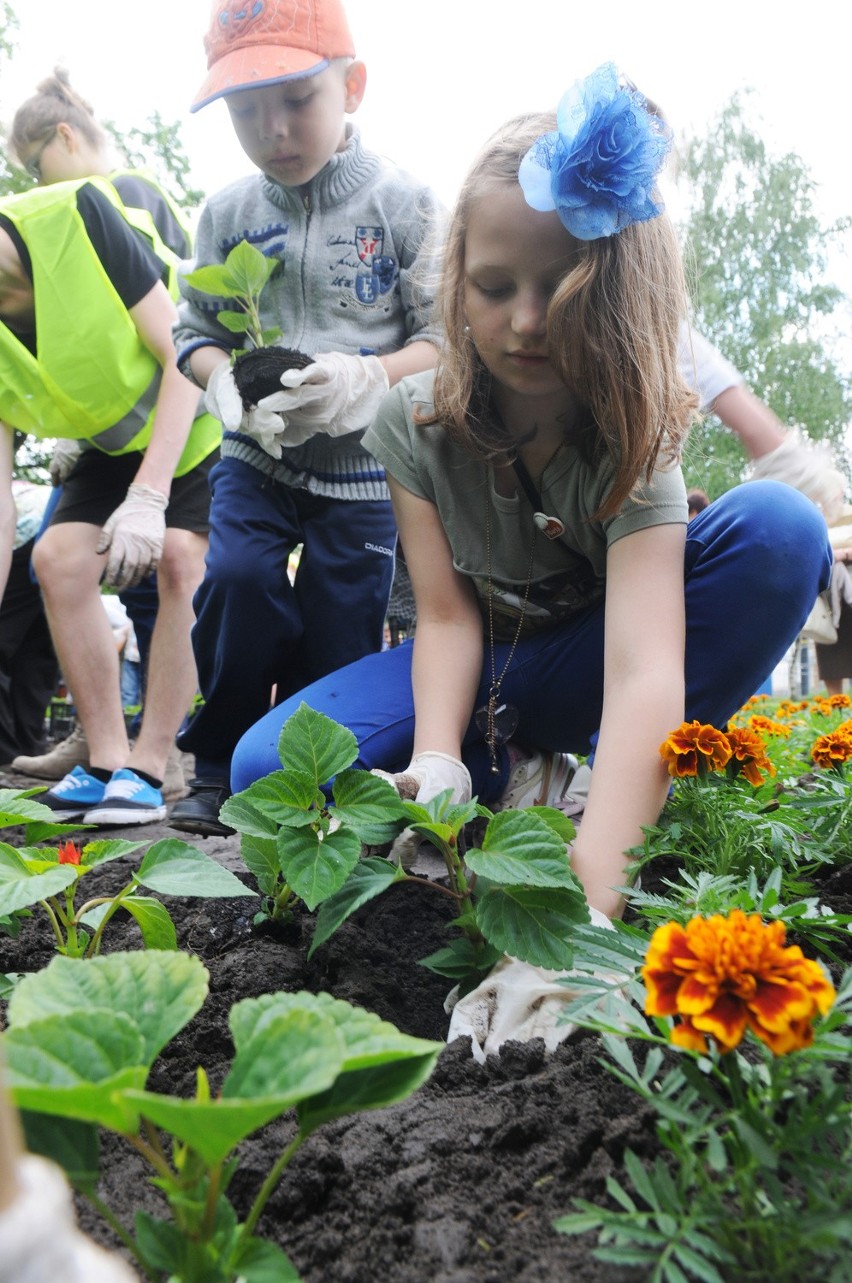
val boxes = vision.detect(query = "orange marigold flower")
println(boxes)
[812,726,852,770]
[724,727,776,786]
[642,911,835,1056]
[747,714,791,739]
[57,840,81,866]
[826,693,852,709]
[659,721,732,778]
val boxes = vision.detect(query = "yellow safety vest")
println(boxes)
[0,177,218,475]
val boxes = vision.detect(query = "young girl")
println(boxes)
[231,67,831,1054]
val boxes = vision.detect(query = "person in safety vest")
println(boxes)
[0,176,220,827]
[5,71,197,802]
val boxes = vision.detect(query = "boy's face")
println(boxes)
[226,60,366,189]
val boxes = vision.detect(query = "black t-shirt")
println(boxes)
[0,183,165,354]
[112,173,191,259]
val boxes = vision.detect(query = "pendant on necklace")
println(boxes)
[533,511,566,539]
[475,697,520,772]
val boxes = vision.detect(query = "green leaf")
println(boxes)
[0,857,76,916]
[331,769,409,844]
[419,936,501,981]
[120,895,178,950]
[224,770,322,829]
[260,326,284,347]
[277,702,358,784]
[79,838,147,867]
[277,825,361,910]
[0,789,60,826]
[126,1008,345,1165]
[553,1209,605,1234]
[467,810,581,888]
[182,261,239,297]
[230,1237,301,1283]
[309,857,402,956]
[3,1011,148,1131]
[0,971,21,999]
[7,950,209,1066]
[217,309,252,333]
[475,884,590,968]
[529,805,577,843]
[239,833,282,897]
[136,839,257,899]
[226,238,277,296]
[20,1111,100,1192]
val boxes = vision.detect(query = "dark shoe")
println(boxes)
[168,778,234,838]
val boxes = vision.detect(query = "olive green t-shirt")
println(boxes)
[364,371,688,640]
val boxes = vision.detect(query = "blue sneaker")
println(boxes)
[42,765,106,817]
[83,768,167,827]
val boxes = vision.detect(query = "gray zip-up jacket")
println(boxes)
[174,127,444,500]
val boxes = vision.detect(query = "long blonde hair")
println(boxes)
[429,113,698,519]
[10,69,106,161]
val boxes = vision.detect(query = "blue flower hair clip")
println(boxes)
[519,63,672,241]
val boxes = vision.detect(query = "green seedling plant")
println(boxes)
[0,788,256,970]
[182,239,282,352]
[2,949,442,1283]
[223,703,591,990]
[551,922,852,1283]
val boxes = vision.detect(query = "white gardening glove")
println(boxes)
[747,429,846,523]
[447,908,614,1062]
[262,352,390,438]
[96,483,168,591]
[0,1154,138,1282]
[49,439,83,486]
[204,361,292,458]
[371,751,472,869]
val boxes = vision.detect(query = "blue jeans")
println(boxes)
[232,482,832,799]
[178,457,396,776]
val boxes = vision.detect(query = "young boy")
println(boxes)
[170,0,443,835]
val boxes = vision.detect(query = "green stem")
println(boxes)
[40,898,66,950]
[402,873,464,901]
[201,1162,223,1241]
[126,1130,176,1185]
[83,1190,157,1281]
[240,1132,306,1240]
[85,880,136,957]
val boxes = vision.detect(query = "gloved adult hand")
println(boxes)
[372,751,472,868]
[96,483,168,591]
[748,429,846,523]
[49,439,82,487]
[447,907,615,1062]
[263,352,390,438]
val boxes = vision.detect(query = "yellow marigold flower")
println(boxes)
[725,727,776,786]
[642,911,835,1056]
[812,726,852,769]
[826,693,852,709]
[747,714,792,739]
[659,721,732,778]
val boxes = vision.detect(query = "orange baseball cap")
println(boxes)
[191,0,356,112]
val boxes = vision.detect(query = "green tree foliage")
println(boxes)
[0,2,31,198]
[105,112,204,213]
[677,94,851,497]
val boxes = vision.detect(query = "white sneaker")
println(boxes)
[494,748,579,811]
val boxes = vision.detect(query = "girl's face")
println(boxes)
[463,184,578,418]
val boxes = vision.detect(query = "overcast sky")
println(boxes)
[2,0,850,299]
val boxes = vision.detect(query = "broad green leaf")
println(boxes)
[331,769,409,844]
[297,1055,439,1137]
[126,1009,345,1165]
[260,326,284,346]
[524,805,576,844]
[134,1212,190,1277]
[3,1011,148,1131]
[217,309,252,333]
[225,770,321,829]
[309,857,403,956]
[79,838,147,868]
[238,833,281,896]
[119,895,178,950]
[182,261,239,297]
[230,1237,301,1283]
[418,936,501,981]
[467,809,580,887]
[0,860,76,916]
[277,824,361,910]
[136,839,257,899]
[0,972,21,998]
[475,884,590,969]
[7,951,209,1065]
[226,238,277,295]
[0,790,59,826]
[20,1111,100,1192]
[277,702,358,784]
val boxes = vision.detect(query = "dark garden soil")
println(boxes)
[232,345,314,409]
[2,767,851,1283]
